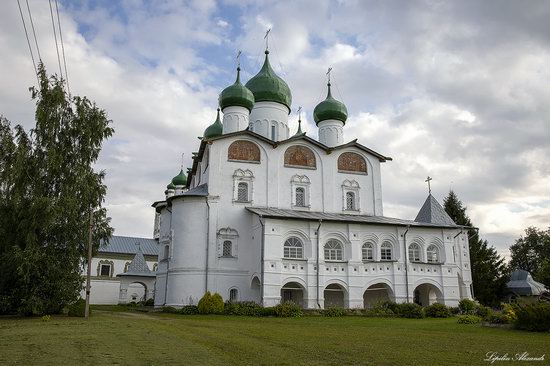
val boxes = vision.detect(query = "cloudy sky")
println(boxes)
[1,0,549,259]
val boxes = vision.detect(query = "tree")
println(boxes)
[509,227,550,286]
[0,64,113,315]
[443,190,508,306]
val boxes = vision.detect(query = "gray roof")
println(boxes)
[246,207,463,228]
[117,247,156,277]
[99,235,158,256]
[506,270,548,296]
[414,194,456,226]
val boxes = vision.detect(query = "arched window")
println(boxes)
[409,243,421,262]
[295,187,305,207]
[284,237,303,259]
[229,288,238,302]
[237,182,249,202]
[324,239,343,261]
[362,243,374,261]
[222,240,233,257]
[427,245,439,263]
[381,242,393,261]
[346,191,356,210]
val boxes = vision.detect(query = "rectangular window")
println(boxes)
[346,192,355,210]
[237,182,249,202]
[271,125,276,140]
[222,240,232,257]
[100,264,111,277]
[381,248,392,261]
[295,187,305,207]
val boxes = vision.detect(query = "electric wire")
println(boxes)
[16,0,39,84]
[25,0,42,61]
[54,0,70,95]
[48,0,64,80]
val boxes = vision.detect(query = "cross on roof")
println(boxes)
[236,50,242,68]
[264,29,271,51]
[297,106,302,121]
[180,153,185,169]
[326,67,333,83]
[425,176,433,194]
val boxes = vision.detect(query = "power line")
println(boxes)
[54,0,70,95]
[48,0,64,81]
[25,0,42,62]
[16,0,39,84]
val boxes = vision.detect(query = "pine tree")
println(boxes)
[0,64,113,315]
[443,190,508,306]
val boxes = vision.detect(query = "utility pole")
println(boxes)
[85,209,94,319]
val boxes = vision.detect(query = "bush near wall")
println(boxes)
[273,302,303,317]
[397,303,425,318]
[198,292,224,314]
[457,315,481,324]
[67,299,88,317]
[458,299,476,315]
[424,303,452,318]
[224,301,263,316]
[322,306,345,317]
[513,302,550,332]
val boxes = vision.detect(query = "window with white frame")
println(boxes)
[233,169,254,203]
[291,175,310,208]
[342,180,360,211]
[381,242,393,261]
[229,288,238,302]
[427,244,440,263]
[409,243,421,262]
[217,227,239,258]
[97,260,114,277]
[324,239,343,261]
[284,237,304,259]
[362,242,374,261]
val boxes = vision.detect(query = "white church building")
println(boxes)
[152,49,473,309]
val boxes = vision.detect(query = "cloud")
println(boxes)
[1,0,549,260]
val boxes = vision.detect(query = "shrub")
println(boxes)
[261,307,276,317]
[41,315,51,322]
[484,312,509,324]
[323,306,345,317]
[180,305,199,315]
[514,302,550,332]
[502,303,517,323]
[449,306,460,315]
[143,299,154,306]
[424,303,452,318]
[160,306,178,313]
[475,305,491,319]
[274,302,303,317]
[457,315,481,324]
[397,303,424,318]
[68,299,88,317]
[458,299,476,314]
[224,301,263,316]
[364,308,395,317]
[198,292,224,314]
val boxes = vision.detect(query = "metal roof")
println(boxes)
[414,194,456,226]
[246,207,463,228]
[117,247,156,277]
[506,270,548,296]
[99,235,158,256]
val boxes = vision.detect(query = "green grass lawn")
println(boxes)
[0,308,548,366]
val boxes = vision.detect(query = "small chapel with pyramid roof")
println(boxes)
[151,48,473,308]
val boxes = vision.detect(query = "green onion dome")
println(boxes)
[313,82,348,124]
[203,108,223,139]
[245,50,292,112]
[219,67,255,112]
[171,169,187,186]
[166,181,176,190]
